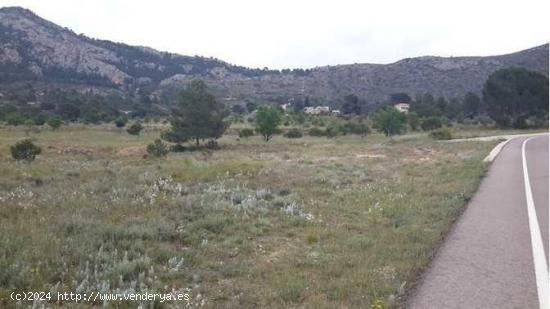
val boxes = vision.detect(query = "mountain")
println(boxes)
[0,6,548,108]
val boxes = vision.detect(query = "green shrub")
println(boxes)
[421,117,442,131]
[11,139,42,161]
[33,114,47,126]
[127,122,143,136]
[146,139,168,158]
[114,117,128,128]
[308,127,326,136]
[238,128,254,138]
[5,113,25,126]
[430,127,453,140]
[340,122,370,136]
[47,116,63,130]
[284,128,303,138]
[474,115,495,127]
[325,126,340,137]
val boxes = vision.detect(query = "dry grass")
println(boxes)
[0,123,495,308]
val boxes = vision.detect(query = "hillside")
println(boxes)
[0,6,548,107]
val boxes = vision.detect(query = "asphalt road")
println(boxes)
[408,134,549,309]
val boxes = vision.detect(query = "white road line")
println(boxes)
[521,136,549,309]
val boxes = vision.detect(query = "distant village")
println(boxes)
[281,102,410,115]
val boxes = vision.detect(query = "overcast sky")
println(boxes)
[0,0,548,69]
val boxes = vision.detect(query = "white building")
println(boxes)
[394,103,410,113]
[304,106,330,115]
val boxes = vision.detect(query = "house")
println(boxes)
[304,106,330,115]
[331,109,341,115]
[394,103,410,113]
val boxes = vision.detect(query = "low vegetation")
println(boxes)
[126,122,143,136]
[284,128,303,139]
[0,123,498,308]
[430,127,453,140]
[146,139,169,158]
[10,138,41,161]
[238,128,255,138]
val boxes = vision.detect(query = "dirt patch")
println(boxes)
[356,153,386,159]
[46,145,94,156]
[117,146,146,157]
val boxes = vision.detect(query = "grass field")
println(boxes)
[0,123,497,308]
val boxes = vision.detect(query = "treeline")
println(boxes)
[337,67,548,129]
[408,92,485,122]
[0,87,162,125]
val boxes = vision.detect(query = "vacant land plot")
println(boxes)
[0,124,495,308]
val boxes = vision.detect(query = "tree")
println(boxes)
[462,92,482,118]
[232,105,246,114]
[342,94,361,115]
[5,113,25,126]
[293,98,305,113]
[408,112,420,131]
[165,80,229,146]
[47,116,63,130]
[255,105,282,141]
[483,68,548,128]
[410,92,440,118]
[420,117,442,131]
[390,93,411,103]
[114,116,128,128]
[126,122,143,136]
[246,101,257,113]
[371,106,407,136]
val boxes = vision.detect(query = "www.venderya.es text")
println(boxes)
[10,291,190,305]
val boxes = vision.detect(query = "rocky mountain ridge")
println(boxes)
[0,6,548,106]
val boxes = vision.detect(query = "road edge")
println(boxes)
[483,132,548,162]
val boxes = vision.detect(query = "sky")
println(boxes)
[0,0,548,69]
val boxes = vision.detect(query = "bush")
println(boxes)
[308,127,326,137]
[170,144,187,152]
[146,139,168,158]
[47,116,63,130]
[33,114,47,126]
[284,128,303,138]
[421,117,442,131]
[5,113,25,126]
[127,122,143,136]
[408,112,420,131]
[238,128,254,138]
[11,139,42,161]
[340,122,370,136]
[114,117,127,128]
[325,126,340,137]
[430,128,453,140]
[474,115,495,127]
